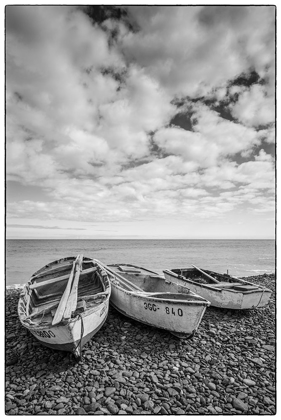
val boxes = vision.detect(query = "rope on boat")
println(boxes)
[73,313,84,359]
[256,287,266,308]
[38,309,46,325]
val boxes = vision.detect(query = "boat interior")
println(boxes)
[170,268,260,291]
[22,258,108,320]
[107,264,208,301]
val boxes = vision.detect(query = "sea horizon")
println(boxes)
[6,237,275,241]
[6,238,275,287]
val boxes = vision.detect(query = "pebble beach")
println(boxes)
[5,273,276,415]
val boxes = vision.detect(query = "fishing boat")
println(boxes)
[95,260,210,338]
[18,255,111,359]
[163,265,272,310]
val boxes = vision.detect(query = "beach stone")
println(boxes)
[232,398,248,412]
[57,397,69,403]
[186,385,196,393]
[6,402,16,411]
[264,396,275,405]
[199,396,206,405]
[263,345,274,351]
[144,400,154,410]
[168,388,178,396]
[136,393,149,403]
[207,382,216,391]
[107,403,119,414]
[238,392,248,400]
[160,407,169,415]
[88,391,96,399]
[105,387,116,397]
[243,379,256,386]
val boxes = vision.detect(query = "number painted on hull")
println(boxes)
[165,307,183,317]
[144,302,158,311]
[32,330,56,339]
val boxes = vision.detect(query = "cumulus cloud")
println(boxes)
[229,84,275,127]
[121,5,275,98]
[5,5,275,237]
[154,105,262,167]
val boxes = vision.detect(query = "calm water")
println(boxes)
[5,239,275,287]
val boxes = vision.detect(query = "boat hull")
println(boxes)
[163,270,272,310]
[108,278,209,337]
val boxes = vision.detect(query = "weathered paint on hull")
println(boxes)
[163,271,271,310]
[19,300,109,354]
[110,283,208,336]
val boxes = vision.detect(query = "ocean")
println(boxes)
[5,239,275,287]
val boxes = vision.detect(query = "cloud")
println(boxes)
[120,6,275,97]
[229,84,275,127]
[8,224,86,230]
[5,5,275,238]
[154,104,262,167]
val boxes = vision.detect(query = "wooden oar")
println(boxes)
[95,260,144,292]
[192,264,220,284]
[63,255,83,320]
[52,256,79,325]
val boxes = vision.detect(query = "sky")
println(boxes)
[5,4,276,239]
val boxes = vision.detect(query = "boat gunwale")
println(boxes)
[106,262,161,276]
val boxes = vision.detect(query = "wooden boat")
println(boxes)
[18,255,111,359]
[95,260,210,338]
[163,265,272,310]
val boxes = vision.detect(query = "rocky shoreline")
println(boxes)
[6,273,276,415]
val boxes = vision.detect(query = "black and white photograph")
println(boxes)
[5,4,276,416]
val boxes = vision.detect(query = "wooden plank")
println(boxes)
[192,265,220,284]
[63,255,83,319]
[211,282,243,288]
[30,267,97,290]
[118,267,141,274]
[31,260,74,281]
[29,301,59,319]
[52,256,79,325]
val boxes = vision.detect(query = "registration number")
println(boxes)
[144,302,183,316]
[32,329,56,338]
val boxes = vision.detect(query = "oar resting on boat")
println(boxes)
[52,255,82,325]
[192,265,220,284]
[63,255,83,319]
